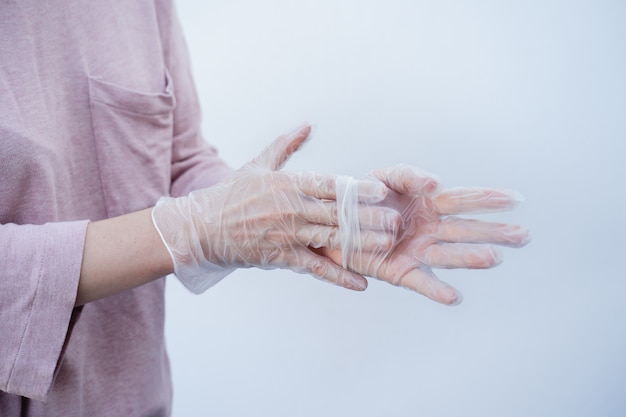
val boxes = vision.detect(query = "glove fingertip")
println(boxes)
[443,287,463,306]
[424,282,463,306]
[250,123,313,170]
[333,269,368,291]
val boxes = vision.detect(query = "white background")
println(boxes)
[166,1,626,416]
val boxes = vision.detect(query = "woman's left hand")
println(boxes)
[318,164,531,305]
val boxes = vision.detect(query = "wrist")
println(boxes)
[77,208,174,305]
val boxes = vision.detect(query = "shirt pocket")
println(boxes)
[88,71,175,217]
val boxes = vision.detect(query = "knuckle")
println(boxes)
[296,227,313,246]
[328,228,341,248]
[330,204,338,223]
[324,176,335,193]
[310,259,331,278]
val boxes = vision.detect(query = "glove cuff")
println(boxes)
[151,197,234,294]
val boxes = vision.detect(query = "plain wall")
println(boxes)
[165,1,626,416]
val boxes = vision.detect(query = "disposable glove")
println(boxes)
[323,164,531,305]
[152,125,401,294]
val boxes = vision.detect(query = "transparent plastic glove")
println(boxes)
[324,164,531,305]
[152,125,400,294]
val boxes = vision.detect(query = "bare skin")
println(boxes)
[76,208,173,306]
[75,132,528,307]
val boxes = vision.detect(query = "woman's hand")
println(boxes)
[151,125,401,294]
[319,164,531,305]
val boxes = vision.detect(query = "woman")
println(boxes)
[0,1,528,415]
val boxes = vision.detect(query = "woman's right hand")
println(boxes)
[151,125,402,294]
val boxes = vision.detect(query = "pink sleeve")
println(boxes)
[0,220,87,400]
[158,1,234,198]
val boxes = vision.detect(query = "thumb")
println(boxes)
[372,164,442,196]
[248,124,312,171]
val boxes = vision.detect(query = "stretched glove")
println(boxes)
[323,164,531,305]
[152,125,400,294]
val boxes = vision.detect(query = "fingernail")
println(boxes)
[350,278,368,291]
[449,290,463,306]
[286,122,311,139]
[423,179,441,195]
[490,247,503,267]
[519,229,532,246]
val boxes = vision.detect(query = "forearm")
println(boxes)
[77,208,173,306]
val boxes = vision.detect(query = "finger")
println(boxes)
[372,163,442,196]
[296,226,395,252]
[436,217,532,248]
[355,206,402,232]
[291,173,387,203]
[288,247,368,291]
[300,199,402,232]
[435,187,524,215]
[422,243,502,269]
[398,268,462,305]
[312,246,388,279]
[318,247,462,305]
[248,124,312,171]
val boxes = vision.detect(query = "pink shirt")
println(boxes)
[0,1,231,415]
